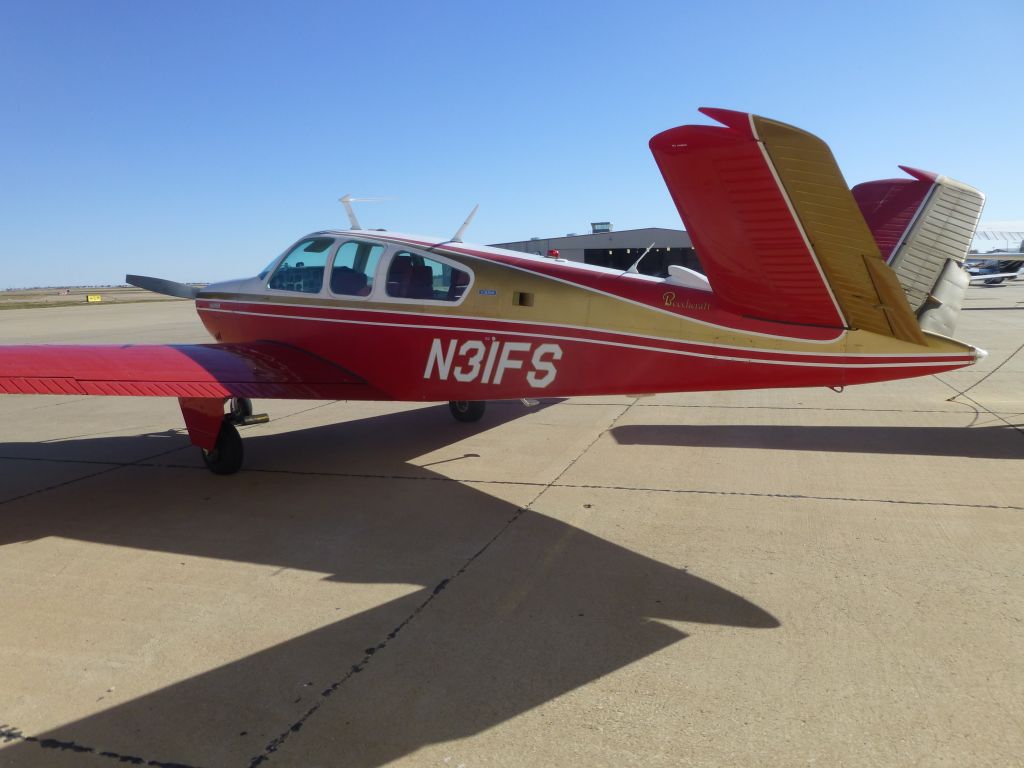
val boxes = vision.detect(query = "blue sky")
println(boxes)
[1,0,1021,288]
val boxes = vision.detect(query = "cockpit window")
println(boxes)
[329,241,385,297]
[385,251,471,301]
[267,237,335,294]
[257,257,280,280]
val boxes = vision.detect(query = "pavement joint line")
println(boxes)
[3,453,1020,513]
[246,400,637,767]
[261,400,342,423]
[0,442,190,506]
[626,403,999,414]
[550,483,1024,512]
[7,396,95,412]
[0,723,205,768]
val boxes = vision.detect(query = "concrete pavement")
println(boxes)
[0,286,1021,767]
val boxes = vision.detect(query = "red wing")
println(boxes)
[0,342,376,400]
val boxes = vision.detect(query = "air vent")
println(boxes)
[514,291,534,307]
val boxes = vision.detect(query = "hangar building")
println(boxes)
[491,223,701,278]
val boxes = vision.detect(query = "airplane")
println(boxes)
[965,253,1024,284]
[0,108,989,475]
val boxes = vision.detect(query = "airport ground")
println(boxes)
[0,286,178,311]
[0,283,1021,767]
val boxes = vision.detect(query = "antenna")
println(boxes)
[339,194,361,230]
[451,204,479,243]
[338,194,393,230]
[625,242,656,273]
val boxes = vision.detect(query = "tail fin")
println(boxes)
[650,109,925,344]
[853,168,984,336]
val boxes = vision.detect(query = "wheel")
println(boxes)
[448,400,486,423]
[201,421,244,475]
[984,277,1005,285]
[229,397,253,423]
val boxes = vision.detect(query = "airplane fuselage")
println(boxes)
[194,230,979,403]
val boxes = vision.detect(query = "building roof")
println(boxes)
[492,227,691,251]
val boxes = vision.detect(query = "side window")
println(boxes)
[329,241,385,297]
[267,237,334,294]
[385,251,471,301]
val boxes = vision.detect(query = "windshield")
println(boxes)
[267,237,336,294]
[257,256,280,280]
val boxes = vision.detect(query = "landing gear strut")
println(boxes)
[228,397,253,424]
[448,400,486,423]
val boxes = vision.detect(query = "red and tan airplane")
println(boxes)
[0,108,987,474]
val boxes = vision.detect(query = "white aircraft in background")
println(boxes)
[966,252,1024,285]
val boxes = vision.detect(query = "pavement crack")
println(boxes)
[247,400,636,767]
[0,723,203,768]
[246,497,537,767]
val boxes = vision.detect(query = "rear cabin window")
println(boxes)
[268,237,335,294]
[385,251,470,301]
[329,241,385,297]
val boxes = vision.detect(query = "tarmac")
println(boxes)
[0,284,1021,768]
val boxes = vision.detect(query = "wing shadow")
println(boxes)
[0,404,778,767]
[611,424,1024,459]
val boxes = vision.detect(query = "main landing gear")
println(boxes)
[180,397,268,476]
[184,398,501,475]
[447,399,537,423]
[448,400,486,422]
[202,420,244,475]
[202,397,267,475]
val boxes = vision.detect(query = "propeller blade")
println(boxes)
[126,274,200,299]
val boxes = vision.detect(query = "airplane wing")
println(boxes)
[650,108,925,344]
[969,272,1022,283]
[966,256,1024,264]
[0,342,374,399]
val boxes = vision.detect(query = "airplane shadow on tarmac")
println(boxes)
[611,423,1024,459]
[0,404,778,768]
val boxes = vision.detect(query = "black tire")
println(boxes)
[448,400,486,423]
[229,397,253,423]
[201,421,244,475]
[984,277,1005,285]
